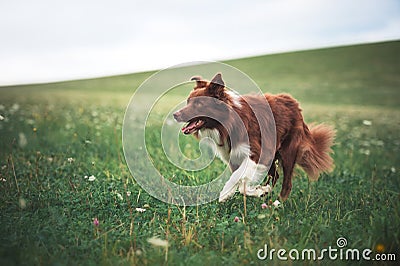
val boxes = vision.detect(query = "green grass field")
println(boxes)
[1,41,399,265]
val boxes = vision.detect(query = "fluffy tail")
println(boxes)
[298,124,335,180]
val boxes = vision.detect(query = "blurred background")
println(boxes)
[1,0,399,85]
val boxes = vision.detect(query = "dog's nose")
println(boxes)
[173,111,181,121]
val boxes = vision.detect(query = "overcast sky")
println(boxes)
[0,0,399,85]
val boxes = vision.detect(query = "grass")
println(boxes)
[1,41,400,265]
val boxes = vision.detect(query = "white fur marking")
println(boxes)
[230,143,250,166]
[199,128,230,164]
[199,130,271,202]
[219,157,269,202]
[226,90,242,108]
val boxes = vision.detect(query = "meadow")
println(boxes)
[0,41,399,265]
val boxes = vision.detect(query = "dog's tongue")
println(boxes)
[182,121,197,134]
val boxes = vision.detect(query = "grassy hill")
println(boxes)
[2,41,399,107]
[0,41,399,265]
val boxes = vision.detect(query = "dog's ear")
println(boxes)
[208,73,225,97]
[190,76,207,90]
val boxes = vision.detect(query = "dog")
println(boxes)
[173,73,335,202]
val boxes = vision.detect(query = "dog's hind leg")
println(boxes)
[279,142,298,201]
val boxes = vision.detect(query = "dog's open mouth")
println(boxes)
[181,119,205,135]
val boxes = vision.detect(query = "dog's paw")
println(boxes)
[219,185,237,202]
[218,193,230,203]
[257,184,272,197]
[238,184,272,197]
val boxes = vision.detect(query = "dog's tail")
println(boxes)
[298,123,335,180]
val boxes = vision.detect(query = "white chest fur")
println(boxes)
[198,128,250,166]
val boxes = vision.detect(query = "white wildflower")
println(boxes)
[391,167,396,173]
[10,103,20,114]
[135,249,142,256]
[19,198,27,209]
[0,114,4,121]
[126,191,131,197]
[257,214,267,219]
[67,157,74,163]
[88,175,96,181]
[1,178,6,182]
[362,120,372,126]
[272,200,281,207]
[135,207,146,213]
[116,192,123,201]
[359,149,370,156]
[18,132,27,148]
[147,237,168,247]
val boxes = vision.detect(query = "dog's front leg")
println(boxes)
[219,161,248,202]
[238,160,271,197]
[219,158,271,202]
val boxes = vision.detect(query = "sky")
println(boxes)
[0,0,399,85]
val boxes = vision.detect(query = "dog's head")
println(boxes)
[173,73,232,135]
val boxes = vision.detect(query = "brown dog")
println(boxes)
[174,73,335,202]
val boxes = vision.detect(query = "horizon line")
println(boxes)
[1,39,398,88]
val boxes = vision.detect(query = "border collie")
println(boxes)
[173,73,335,202]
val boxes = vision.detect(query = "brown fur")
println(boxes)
[265,93,335,199]
[174,73,335,201]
